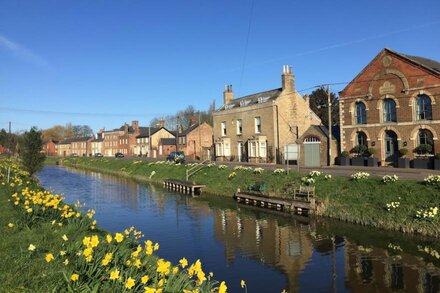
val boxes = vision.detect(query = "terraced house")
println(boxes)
[213,65,321,164]
[71,136,93,156]
[339,48,440,165]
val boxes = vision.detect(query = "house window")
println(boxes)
[355,102,367,124]
[417,129,434,149]
[416,94,432,120]
[221,121,227,136]
[250,142,257,157]
[255,117,261,133]
[260,141,267,158]
[383,98,397,122]
[357,131,368,146]
[237,119,242,135]
[224,143,230,156]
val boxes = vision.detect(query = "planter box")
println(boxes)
[434,159,440,171]
[338,157,350,166]
[397,158,410,168]
[351,157,366,166]
[367,157,379,167]
[411,158,430,169]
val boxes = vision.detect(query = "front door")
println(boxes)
[384,130,398,163]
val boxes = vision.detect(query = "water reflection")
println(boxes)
[37,166,440,293]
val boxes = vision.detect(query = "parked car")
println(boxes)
[94,153,103,157]
[166,151,185,163]
[115,152,124,158]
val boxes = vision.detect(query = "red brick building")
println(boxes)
[42,139,58,156]
[339,48,440,165]
[177,121,213,160]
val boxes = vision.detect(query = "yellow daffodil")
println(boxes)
[28,244,36,251]
[153,243,159,251]
[110,269,120,280]
[157,279,165,287]
[144,287,156,293]
[179,257,188,268]
[63,259,69,266]
[125,277,135,289]
[7,223,14,228]
[156,259,171,275]
[60,250,66,256]
[219,281,227,293]
[241,280,246,288]
[70,273,79,281]
[90,235,99,247]
[106,234,112,243]
[45,253,54,263]
[62,234,68,241]
[141,275,149,284]
[172,266,179,274]
[102,252,113,266]
[82,236,91,247]
[115,233,124,243]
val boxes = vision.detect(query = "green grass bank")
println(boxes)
[61,157,440,237]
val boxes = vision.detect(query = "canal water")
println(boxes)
[37,166,440,293]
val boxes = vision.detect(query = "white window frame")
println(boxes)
[255,117,261,134]
[236,119,242,135]
[221,121,227,136]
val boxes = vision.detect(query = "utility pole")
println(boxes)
[7,121,11,183]
[327,85,333,166]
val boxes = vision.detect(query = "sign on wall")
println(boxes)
[284,144,299,160]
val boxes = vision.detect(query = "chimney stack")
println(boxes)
[132,120,139,131]
[223,85,234,105]
[158,119,165,128]
[281,65,295,92]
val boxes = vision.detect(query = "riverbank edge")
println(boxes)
[58,159,440,238]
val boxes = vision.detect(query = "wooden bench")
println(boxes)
[293,185,315,202]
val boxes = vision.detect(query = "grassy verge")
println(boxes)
[63,157,440,237]
[1,159,227,292]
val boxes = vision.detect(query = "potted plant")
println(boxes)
[350,145,367,166]
[434,153,440,170]
[411,144,433,169]
[397,148,410,168]
[338,151,350,166]
[366,147,378,167]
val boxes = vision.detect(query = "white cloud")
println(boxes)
[0,34,49,68]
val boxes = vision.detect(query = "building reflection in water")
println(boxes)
[213,207,314,292]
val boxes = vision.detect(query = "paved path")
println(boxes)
[111,156,440,181]
[201,161,440,181]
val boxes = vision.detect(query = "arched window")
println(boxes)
[418,129,434,147]
[355,102,367,124]
[356,131,367,146]
[383,98,397,122]
[416,94,432,120]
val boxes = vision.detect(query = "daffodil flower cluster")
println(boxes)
[385,201,400,211]
[228,172,237,179]
[253,168,264,174]
[273,168,286,175]
[308,170,321,177]
[415,207,438,220]
[424,175,440,187]
[417,245,440,259]
[382,174,398,183]
[1,159,229,293]
[351,172,370,181]
[218,165,228,169]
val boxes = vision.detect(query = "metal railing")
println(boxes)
[186,159,210,181]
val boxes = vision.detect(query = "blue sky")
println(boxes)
[1,0,440,133]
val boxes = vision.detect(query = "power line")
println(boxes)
[238,0,255,96]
